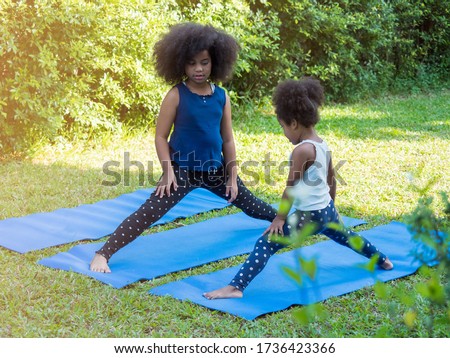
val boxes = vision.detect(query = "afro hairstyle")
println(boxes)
[272,77,324,127]
[153,22,240,84]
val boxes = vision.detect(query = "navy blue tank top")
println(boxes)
[169,82,226,171]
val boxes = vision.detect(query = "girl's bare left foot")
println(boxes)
[203,285,243,300]
[380,257,394,270]
[90,253,111,273]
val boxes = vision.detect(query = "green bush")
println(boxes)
[1,0,100,150]
[1,0,448,152]
[0,0,178,151]
[242,0,449,101]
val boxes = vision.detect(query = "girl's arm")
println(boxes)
[155,87,179,198]
[221,94,238,202]
[263,143,316,235]
[327,157,336,201]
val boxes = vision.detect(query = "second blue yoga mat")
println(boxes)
[149,221,425,320]
[0,188,228,253]
[38,215,366,288]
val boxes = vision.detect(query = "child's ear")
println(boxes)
[290,120,298,129]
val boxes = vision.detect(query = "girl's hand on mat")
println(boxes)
[263,216,286,236]
[225,177,238,203]
[156,169,178,198]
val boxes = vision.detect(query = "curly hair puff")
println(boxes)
[153,22,240,84]
[272,77,324,127]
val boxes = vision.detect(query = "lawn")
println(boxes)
[0,90,449,337]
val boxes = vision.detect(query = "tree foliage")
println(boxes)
[0,0,179,150]
[1,0,449,152]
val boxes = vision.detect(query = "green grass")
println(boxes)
[0,90,449,337]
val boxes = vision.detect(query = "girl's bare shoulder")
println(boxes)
[292,141,316,159]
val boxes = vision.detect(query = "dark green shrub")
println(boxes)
[389,0,450,93]
[243,0,450,102]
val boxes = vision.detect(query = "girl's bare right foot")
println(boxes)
[90,254,111,273]
[203,285,243,300]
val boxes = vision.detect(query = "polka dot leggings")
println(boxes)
[96,163,277,261]
[229,200,388,292]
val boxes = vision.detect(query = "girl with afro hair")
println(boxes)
[204,78,393,299]
[90,23,277,273]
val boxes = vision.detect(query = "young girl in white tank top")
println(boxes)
[204,78,393,299]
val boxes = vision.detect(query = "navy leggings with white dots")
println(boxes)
[230,200,388,292]
[96,163,276,261]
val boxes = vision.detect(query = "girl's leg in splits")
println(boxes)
[197,170,277,299]
[203,217,294,299]
[207,174,277,222]
[319,201,393,269]
[204,200,392,299]
[90,165,196,272]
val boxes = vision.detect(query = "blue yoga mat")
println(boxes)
[38,213,366,288]
[0,188,228,253]
[150,221,425,320]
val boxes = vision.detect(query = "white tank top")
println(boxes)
[288,139,332,211]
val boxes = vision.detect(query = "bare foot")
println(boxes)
[90,253,111,273]
[380,257,394,270]
[203,285,243,300]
